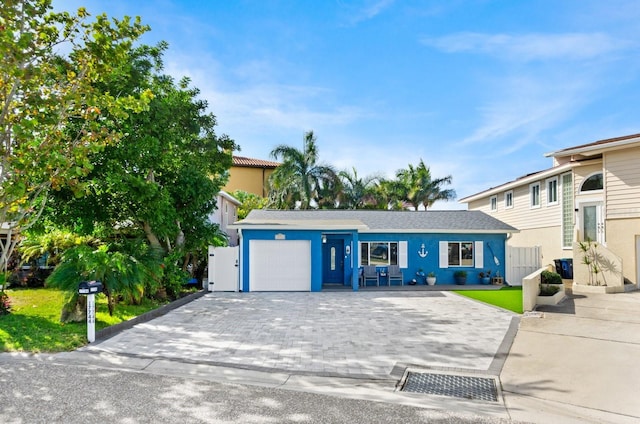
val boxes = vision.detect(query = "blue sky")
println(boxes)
[56,0,640,209]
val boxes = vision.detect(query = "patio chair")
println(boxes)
[387,265,403,286]
[362,265,379,287]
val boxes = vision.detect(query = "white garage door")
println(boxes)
[249,240,311,291]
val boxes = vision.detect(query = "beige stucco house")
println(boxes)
[209,191,241,246]
[460,133,640,292]
[222,156,280,198]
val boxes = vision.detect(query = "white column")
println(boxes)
[87,293,96,343]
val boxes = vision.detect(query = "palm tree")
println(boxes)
[393,159,456,210]
[268,131,338,209]
[337,167,381,209]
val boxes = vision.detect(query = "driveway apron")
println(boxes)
[84,291,516,378]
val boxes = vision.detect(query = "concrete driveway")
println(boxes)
[82,291,517,379]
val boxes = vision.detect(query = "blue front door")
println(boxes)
[323,239,344,284]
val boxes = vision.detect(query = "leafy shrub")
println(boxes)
[161,249,190,300]
[539,284,561,296]
[541,270,562,285]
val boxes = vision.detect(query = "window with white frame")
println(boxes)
[530,182,541,208]
[547,177,558,205]
[490,195,497,212]
[447,241,474,267]
[580,172,603,192]
[360,241,398,266]
[505,191,513,209]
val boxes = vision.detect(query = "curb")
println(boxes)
[94,290,207,342]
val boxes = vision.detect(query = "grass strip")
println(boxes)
[0,288,166,352]
[453,286,523,314]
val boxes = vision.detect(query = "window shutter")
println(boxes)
[399,241,408,268]
[439,241,448,268]
[475,241,484,268]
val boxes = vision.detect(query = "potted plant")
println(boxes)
[478,270,491,285]
[454,270,467,285]
[426,272,436,286]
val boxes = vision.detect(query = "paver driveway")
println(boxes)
[85,291,516,378]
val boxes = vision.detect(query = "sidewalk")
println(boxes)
[500,290,640,423]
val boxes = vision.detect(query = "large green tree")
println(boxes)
[268,131,338,209]
[0,1,151,273]
[46,43,237,269]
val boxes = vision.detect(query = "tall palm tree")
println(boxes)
[268,131,338,209]
[338,167,380,209]
[393,159,456,210]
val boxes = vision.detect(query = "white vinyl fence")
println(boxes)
[506,245,542,286]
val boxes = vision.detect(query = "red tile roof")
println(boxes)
[232,156,280,168]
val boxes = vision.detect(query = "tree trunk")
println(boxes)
[60,294,86,323]
[143,221,162,249]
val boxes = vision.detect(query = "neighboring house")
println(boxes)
[231,209,517,292]
[209,191,241,246]
[460,132,640,291]
[222,155,280,198]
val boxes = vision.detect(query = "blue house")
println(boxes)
[232,210,518,292]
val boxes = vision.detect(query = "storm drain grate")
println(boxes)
[401,372,498,402]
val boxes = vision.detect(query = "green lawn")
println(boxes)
[453,286,523,314]
[0,288,167,352]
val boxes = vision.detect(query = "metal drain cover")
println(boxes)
[401,372,498,402]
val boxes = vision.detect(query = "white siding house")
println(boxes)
[461,133,640,291]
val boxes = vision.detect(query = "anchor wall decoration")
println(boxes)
[418,243,428,258]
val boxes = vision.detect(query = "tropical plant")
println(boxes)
[268,131,338,209]
[578,239,606,286]
[18,229,98,267]
[337,168,381,209]
[46,241,163,318]
[393,159,456,210]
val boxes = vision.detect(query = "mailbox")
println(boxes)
[78,280,103,295]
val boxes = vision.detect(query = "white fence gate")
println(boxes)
[207,246,239,291]
[506,246,542,286]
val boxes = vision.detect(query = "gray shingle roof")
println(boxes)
[237,209,518,233]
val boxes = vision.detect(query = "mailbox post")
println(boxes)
[77,281,103,343]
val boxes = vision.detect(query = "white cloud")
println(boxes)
[338,0,395,25]
[422,32,629,62]
[455,63,602,154]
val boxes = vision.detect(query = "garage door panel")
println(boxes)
[249,240,311,291]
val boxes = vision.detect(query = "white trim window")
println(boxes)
[505,190,513,209]
[490,195,498,212]
[546,177,558,206]
[360,241,398,266]
[439,241,484,268]
[530,182,541,209]
[447,241,473,267]
[580,172,603,192]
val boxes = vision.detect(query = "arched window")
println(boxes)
[580,173,603,192]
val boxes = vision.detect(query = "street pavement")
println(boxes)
[2,289,639,423]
